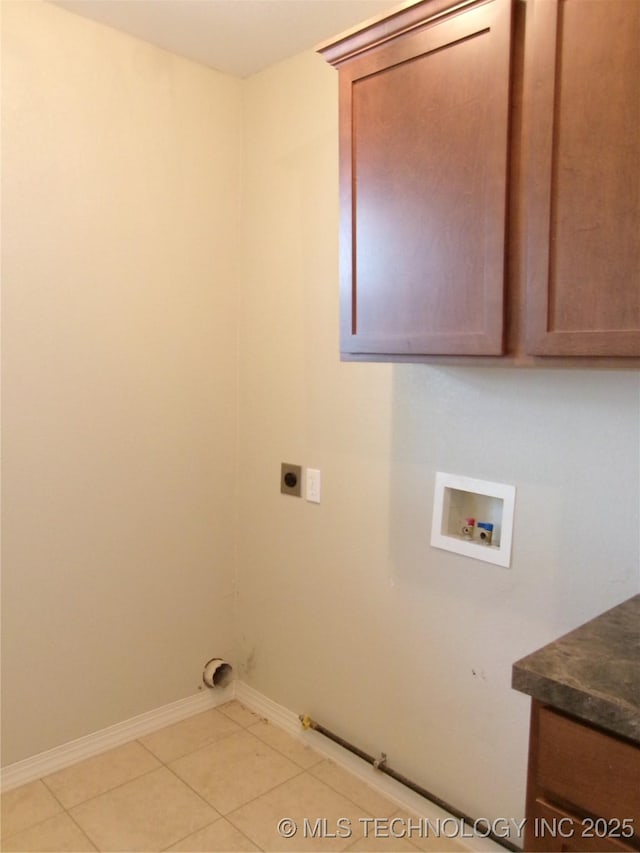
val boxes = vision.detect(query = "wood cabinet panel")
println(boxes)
[535,706,640,827]
[524,702,640,852]
[527,800,636,852]
[330,0,513,356]
[320,0,640,363]
[525,0,640,356]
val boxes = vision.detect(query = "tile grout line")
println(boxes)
[3,702,309,846]
[150,705,307,852]
[223,766,309,847]
[0,796,98,852]
[65,760,217,853]
[1,688,233,794]
[17,703,287,848]
[133,700,264,770]
[220,763,380,853]
[135,706,304,847]
[157,816,221,853]
[61,802,102,852]
[219,744,415,851]
[63,763,172,852]
[44,763,161,812]
[307,762,401,820]
[9,705,198,847]
[244,721,326,772]
[3,701,409,852]
[135,724,243,768]
[0,779,70,848]
[162,731,308,819]
[159,813,266,853]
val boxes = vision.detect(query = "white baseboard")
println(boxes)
[2,680,507,851]
[1,684,234,792]
[235,682,504,852]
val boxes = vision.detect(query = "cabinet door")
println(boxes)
[535,706,640,834]
[525,0,640,356]
[333,0,512,357]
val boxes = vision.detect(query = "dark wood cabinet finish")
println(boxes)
[319,0,640,364]
[528,801,635,853]
[321,0,513,357]
[525,0,640,356]
[524,702,640,852]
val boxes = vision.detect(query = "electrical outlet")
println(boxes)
[280,463,302,497]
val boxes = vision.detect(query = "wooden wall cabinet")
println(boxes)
[525,0,640,357]
[524,702,640,852]
[318,0,640,363]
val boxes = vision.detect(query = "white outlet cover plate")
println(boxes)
[430,472,516,568]
[306,468,321,503]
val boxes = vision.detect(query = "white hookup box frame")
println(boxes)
[431,472,516,568]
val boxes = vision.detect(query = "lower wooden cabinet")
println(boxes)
[524,702,640,852]
[529,800,635,853]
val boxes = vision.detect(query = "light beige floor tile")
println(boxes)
[170,729,301,815]
[70,766,218,851]
[2,812,97,852]
[311,761,399,819]
[249,720,324,769]
[217,700,263,728]
[165,817,261,852]
[1,780,63,839]
[347,832,419,851]
[139,708,241,763]
[43,740,160,808]
[389,811,468,852]
[227,771,370,852]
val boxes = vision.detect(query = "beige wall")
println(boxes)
[238,51,640,826]
[1,1,241,764]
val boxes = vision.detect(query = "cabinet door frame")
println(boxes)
[524,701,640,853]
[333,0,513,357]
[524,0,640,357]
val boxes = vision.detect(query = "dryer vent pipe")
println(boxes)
[202,658,233,688]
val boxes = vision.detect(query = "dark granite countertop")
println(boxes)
[512,594,640,744]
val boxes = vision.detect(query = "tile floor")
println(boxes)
[1,701,466,852]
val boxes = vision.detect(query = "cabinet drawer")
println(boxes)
[528,799,637,852]
[536,707,640,828]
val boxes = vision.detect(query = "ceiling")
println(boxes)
[51,0,399,78]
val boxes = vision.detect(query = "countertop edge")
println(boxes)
[511,594,640,746]
[511,663,640,745]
